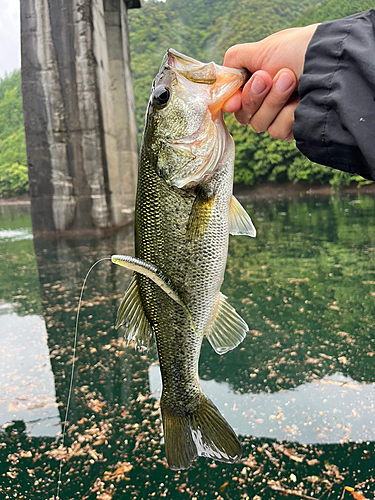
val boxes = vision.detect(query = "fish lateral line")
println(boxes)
[56,256,112,500]
[111,254,198,337]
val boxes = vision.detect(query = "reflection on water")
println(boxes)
[0,305,60,437]
[0,195,374,499]
[149,365,375,444]
[0,228,33,242]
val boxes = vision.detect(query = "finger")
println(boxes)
[249,69,297,133]
[233,70,273,126]
[222,89,242,113]
[223,43,261,73]
[267,97,299,141]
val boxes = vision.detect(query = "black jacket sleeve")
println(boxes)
[293,10,375,181]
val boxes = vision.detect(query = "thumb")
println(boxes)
[223,43,263,74]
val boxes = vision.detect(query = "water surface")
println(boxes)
[0,195,374,499]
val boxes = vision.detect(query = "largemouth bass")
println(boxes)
[111,49,256,470]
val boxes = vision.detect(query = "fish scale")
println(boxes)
[111,48,256,470]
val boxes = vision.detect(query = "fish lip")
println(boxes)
[209,66,248,115]
[164,48,248,113]
[166,48,204,69]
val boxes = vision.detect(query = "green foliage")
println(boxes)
[294,0,375,26]
[0,70,28,197]
[0,129,28,196]
[129,0,372,189]
[208,0,321,49]
[1,0,373,196]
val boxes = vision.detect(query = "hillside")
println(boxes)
[0,70,28,197]
[294,0,374,25]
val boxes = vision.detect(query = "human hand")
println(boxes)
[223,24,319,141]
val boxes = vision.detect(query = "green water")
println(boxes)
[0,194,374,499]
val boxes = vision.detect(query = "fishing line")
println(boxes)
[55,257,111,500]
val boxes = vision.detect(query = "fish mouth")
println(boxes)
[166,48,248,115]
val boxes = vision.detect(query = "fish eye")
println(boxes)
[153,86,171,108]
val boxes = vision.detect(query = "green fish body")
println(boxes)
[112,49,256,470]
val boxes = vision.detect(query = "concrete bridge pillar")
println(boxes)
[21,0,140,233]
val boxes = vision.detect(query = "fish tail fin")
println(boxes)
[161,395,241,470]
[161,409,197,470]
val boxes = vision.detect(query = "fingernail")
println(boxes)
[250,75,267,95]
[275,72,294,93]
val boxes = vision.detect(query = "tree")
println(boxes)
[0,70,28,197]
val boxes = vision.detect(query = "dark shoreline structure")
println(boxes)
[3,180,375,206]
[21,0,140,234]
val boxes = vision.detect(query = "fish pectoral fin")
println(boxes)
[205,293,248,355]
[115,275,154,351]
[229,195,256,237]
[186,191,215,241]
[111,255,198,336]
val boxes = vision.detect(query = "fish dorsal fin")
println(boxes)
[112,255,198,336]
[229,196,256,237]
[116,276,154,351]
[205,293,248,355]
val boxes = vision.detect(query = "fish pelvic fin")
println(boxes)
[115,275,154,350]
[206,293,248,355]
[162,394,242,470]
[229,195,256,237]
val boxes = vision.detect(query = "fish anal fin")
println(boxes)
[206,293,248,355]
[229,196,256,237]
[162,394,241,470]
[116,275,154,351]
[186,192,215,241]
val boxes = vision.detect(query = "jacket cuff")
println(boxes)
[293,10,375,180]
